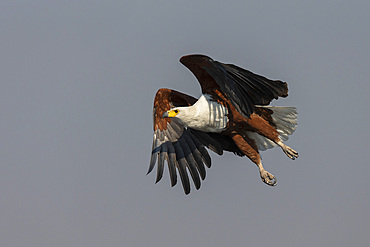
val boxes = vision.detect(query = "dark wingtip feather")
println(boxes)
[179,167,191,195]
[178,138,201,190]
[173,142,191,195]
[147,152,158,175]
[167,144,178,187]
[155,147,166,183]
[180,54,212,66]
[203,155,212,168]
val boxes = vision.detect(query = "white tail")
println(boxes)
[247,106,298,151]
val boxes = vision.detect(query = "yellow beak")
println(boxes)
[162,110,177,118]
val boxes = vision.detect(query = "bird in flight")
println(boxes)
[148,54,298,194]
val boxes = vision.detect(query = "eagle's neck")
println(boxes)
[177,94,228,133]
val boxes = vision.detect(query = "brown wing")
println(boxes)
[180,54,289,119]
[149,88,244,194]
[149,88,210,195]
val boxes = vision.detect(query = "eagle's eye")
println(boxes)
[174,109,179,113]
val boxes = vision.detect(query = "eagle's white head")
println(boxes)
[162,106,195,126]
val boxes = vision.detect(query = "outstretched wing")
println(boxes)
[180,54,289,119]
[150,88,240,194]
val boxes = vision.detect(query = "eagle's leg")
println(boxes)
[231,133,277,186]
[247,114,299,160]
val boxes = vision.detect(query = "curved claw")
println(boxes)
[266,176,277,186]
[260,170,277,186]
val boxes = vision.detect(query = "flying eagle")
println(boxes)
[148,54,298,194]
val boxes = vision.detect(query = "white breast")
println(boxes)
[183,94,228,132]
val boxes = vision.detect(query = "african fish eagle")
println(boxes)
[148,54,298,194]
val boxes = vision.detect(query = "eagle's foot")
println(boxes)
[283,146,298,160]
[259,169,277,186]
[278,141,298,160]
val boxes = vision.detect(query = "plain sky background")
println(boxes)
[1,1,369,246]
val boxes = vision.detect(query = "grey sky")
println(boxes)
[1,1,369,246]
